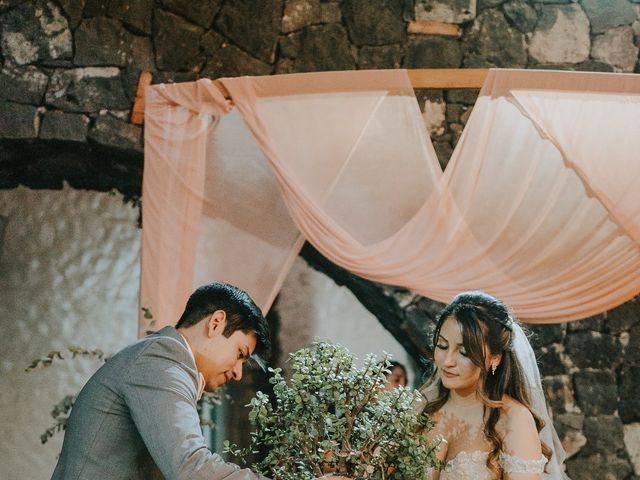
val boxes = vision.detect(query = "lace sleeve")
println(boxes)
[500,453,547,474]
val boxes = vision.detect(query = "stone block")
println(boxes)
[626,323,640,365]
[154,9,205,72]
[554,412,586,459]
[529,4,590,64]
[624,423,640,477]
[74,17,135,67]
[293,24,355,72]
[404,37,462,68]
[358,45,403,69]
[201,42,272,79]
[415,0,476,23]
[282,0,322,33]
[88,114,143,152]
[565,331,622,370]
[582,415,625,455]
[573,370,617,416]
[542,374,575,414]
[465,9,527,67]
[343,0,405,46]
[446,89,479,105]
[215,0,282,63]
[278,33,302,59]
[1,0,72,66]
[159,0,222,28]
[524,322,565,348]
[321,2,341,23]
[567,313,605,332]
[580,0,637,34]
[58,0,86,29]
[39,111,89,142]
[478,0,506,8]
[537,344,567,376]
[45,68,130,113]
[0,66,48,105]
[592,27,639,72]
[620,364,640,423]
[566,454,633,480]
[108,0,154,35]
[503,0,537,33]
[84,0,108,17]
[607,297,640,335]
[0,102,38,139]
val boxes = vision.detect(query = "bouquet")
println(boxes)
[226,341,440,480]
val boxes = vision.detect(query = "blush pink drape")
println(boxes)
[141,69,640,333]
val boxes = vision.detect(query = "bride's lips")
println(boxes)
[442,370,458,378]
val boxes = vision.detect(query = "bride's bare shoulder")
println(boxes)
[499,396,542,458]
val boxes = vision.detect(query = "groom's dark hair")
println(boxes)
[176,282,270,361]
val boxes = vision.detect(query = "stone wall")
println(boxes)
[1,1,640,479]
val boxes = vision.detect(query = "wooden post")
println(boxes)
[130,71,153,126]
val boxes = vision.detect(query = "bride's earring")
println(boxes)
[491,363,497,375]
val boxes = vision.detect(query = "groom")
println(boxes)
[52,282,275,479]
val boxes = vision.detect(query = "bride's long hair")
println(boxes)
[421,291,551,479]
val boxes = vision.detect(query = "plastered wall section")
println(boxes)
[278,258,414,383]
[0,185,140,480]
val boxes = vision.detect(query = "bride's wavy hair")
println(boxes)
[421,291,551,478]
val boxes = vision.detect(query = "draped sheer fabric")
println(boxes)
[141,69,640,332]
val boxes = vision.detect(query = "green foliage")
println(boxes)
[226,341,440,480]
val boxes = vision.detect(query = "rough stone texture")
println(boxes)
[625,423,640,477]
[343,0,405,46]
[154,9,205,72]
[108,0,154,35]
[57,0,86,29]
[321,2,341,23]
[565,331,622,370]
[1,0,72,66]
[405,37,463,68]
[0,102,39,139]
[282,0,322,33]
[201,42,272,78]
[358,45,403,69]
[215,0,282,63]
[74,17,136,67]
[573,370,618,416]
[293,24,355,72]
[415,0,476,23]
[626,323,640,365]
[464,9,527,67]
[542,374,575,414]
[580,0,637,34]
[592,27,639,72]
[88,114,143,152]
[83,0,108,17]
[159,0,222,29]
[0,66,49,105]
[607,298,640,335]
[45,68,130,113]
[620,364,640,423]
[582,415,626,456]
[554,412,587,459]
[536,344,566,376]
[566,453,633,480]
[39,111,89,142]
[529,4,590,64]
[0,186,140,480]
[502,0,538,33]
[525,322,565,347]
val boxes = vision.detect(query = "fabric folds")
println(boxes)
[141,69,640,331]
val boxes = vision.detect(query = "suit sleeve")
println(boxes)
[122,338,270,480]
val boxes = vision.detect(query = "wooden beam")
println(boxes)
[408,68,488,89]
[408,20,462,37]
[129,69,488,123]
[130,71,153,126]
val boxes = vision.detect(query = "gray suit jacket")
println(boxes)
[51,326,269,480]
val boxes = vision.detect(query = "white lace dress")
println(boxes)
[438,450,547,480]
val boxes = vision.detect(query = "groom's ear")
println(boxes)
[206,310,227,338]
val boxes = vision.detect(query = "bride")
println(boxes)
[420,291,567,480]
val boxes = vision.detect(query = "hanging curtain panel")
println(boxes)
[141,69,640,331]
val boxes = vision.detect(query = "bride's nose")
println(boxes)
[443,350,457,366]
